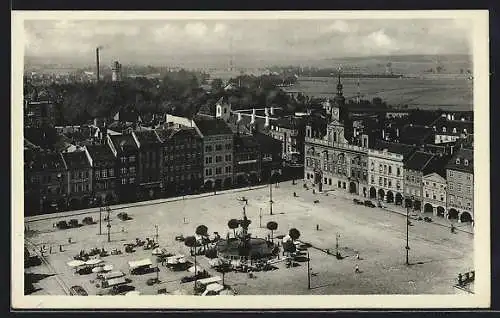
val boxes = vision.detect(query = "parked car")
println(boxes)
[181,271,210,283]
[117,212,132,221]
[364,200,376,208]
[424,217,433,223]
[70,285,88,296]
[56,220,69,230]
[69,219,79,228]
[82,217,94,225]
[353,198,364,205]
[146,278,160,286]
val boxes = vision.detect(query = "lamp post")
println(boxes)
[99,206,103,235]
[405,196,414,266]
[106,206,111,243]
[269,176,273,215]
[155,225,159,244]
[259,208,263,228]
[335,233,340,257]
[307,250,311,289]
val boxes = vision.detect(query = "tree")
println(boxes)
[289,228,301,241]
[184,236,199,286]
[227,219,240,238]
[266,221,278,242]
[195,225,209,251]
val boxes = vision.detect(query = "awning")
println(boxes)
[85,259,104,266]
[67,260,86,268]
[206,283,224,293]
[101,271,125,280]
[105,276,126,287]
[196,276,222,286]
[128,258,152,269]
[103,264,114,272]
[92,266,105,273]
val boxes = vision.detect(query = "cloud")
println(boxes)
[322,20,350,34]
[367,29,394,48]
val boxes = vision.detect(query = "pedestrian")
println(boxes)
[49,246,52,254]
[451,224,455,234]
[316,224,319,231]
[68,237,72,244]
[355,264,360,273]
[59,245,62,252]
[312,189,316,194]
[121,227,125,233]
[356,253,360,260]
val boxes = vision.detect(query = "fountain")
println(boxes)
[216,206,276,261]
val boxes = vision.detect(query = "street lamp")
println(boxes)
[307,250,311,289]
[405,196,414,266]
[106,206,111,243]
[269,174,273,215]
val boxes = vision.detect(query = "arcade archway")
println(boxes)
[386,191,394,203]
[436,206,445,217]
[349,182,357,194]
[369,187,377,199]
[424,203,434,213]
[378,189,385,200]
[448,208,459,220]
[460,212,473,223]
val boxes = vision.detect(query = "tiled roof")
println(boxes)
[446,148,473,174]
[234,134,260,150]
[194,117,233,136]
[25,151,66,171]
[62,151,90,169]
[133,130,161,146]
[372,140,417,160]
[404,151,434,171]
[155,127,199,143]
[253,132,282,154]
[86,144,115,162]
[109,135,139,152]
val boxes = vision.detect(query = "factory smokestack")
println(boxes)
[96,47,101,82]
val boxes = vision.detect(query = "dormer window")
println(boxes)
[463,128,467,134]
[452,128,457,133]
[456,158,461,164]
[442,127,447,133]
[464,159,469,166]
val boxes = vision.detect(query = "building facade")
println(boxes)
[194,118,234,190]
[107,134,139,203]
[233,134,261,186]
[62,151,93,210]
[132,130,164,200]
[253,132,283,182]
[156,127,204,195]
[445,148,474,223]
[24,150,67,215]
[403,151,435,211]
[422,172,447,217]
[85,144,117,205]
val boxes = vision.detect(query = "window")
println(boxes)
[338,181,342,188]
[225,143,232,150]
[329,179,332,185]
[449,170,454,177]
[379,164,383,173]
[205,156,213,164]
[440,196,444,201]
[379,177,382,186]
[215,144,222,151]
[384,178,387,187]
[388,166,392,174]
[216,155,222,163]
[467,186,471,194]
[95,170,100,178]
[397,168,401,176]
[388,180,392,187]
[205,168,212,176]
[129,177,135,184]
[370,162,374,171]
[449,183,454,191]
[109,169,114,177]
[324,178,328,184]
[425,192,429,198]
[205,145,212,152]
[464,159,469,166]
[225,154,232,162]
[102,169,107,178]
[411,176,415,182]
[121,168,127,174]
[456,158,460,164]
[129,167,136,174]
[129,156,136,162]
[433,194,436,199]
[215,167,222,174]
[225,166,231,173]
[122,178,127,185]
[121,157,126,163]
[371,175,375,184]
[384,165,387,174]
[457,184,462,192]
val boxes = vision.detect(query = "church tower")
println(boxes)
[333,67,345,107]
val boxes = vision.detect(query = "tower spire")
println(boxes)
[336,65,343,97]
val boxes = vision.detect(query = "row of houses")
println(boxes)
[304,102,474,223]
[24,117,283,215]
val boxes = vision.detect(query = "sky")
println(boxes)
[24,19,473,66]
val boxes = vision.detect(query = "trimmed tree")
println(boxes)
[227,219,240,238]
[184,236,198,286]
[266,221,278,242]
[289,228,301,241]
[195,225,209,252]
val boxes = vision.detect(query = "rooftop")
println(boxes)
[446,148,473,174]
[194,117,233,136]
[252,132,283,154]
[25,151,67,171]
[86,144,115,162]
[234,134,260,150]
[133,130,161,146]
[372,140,417,160]
[109,135,139,152]
[62,151,91,169]
[404,151,435,172]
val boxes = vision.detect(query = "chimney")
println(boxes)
[250,109,256,124]
[264,107,269,116]
[382,129,385,139]
[396,128,399,137]
[265,114,270,127]
[96,47,100,82]
[270,106,275,115]
[237,112,242,123]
